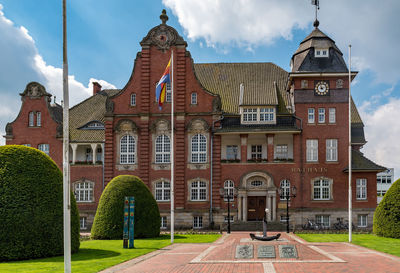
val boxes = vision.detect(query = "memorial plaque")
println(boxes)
[235,245,253,259]
[257,245,276,258]
[278,245,298,258]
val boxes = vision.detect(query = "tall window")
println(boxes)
[308,108,315,123]
[120,135,135,164]
[313,178,331,200]
[260,108,274,122]
[80,217,87,230]
[36,112,41,127]
[38,144,49,155]
[356,178,367,200]
[155,181,170,201]
[191,92,197,105]
[191,134,207,163]
[85,148,93,162]
[318,108,325,123]
[74,181,93,202]
[130,93,136,106]
[243,108,257,122]
[357,215,368,227]
[226,145,238,160]
[96,147,102,162]
[326,139,338,161]
[161,216,167,229]
[155,135,170,163]
[191,181,207,201]
[193,216,203,228]
[251,145,262,160]
[316,215,330,227]
[224,180,235,201]
[29,111,34,126]
[280,179,290,200]
[306,139,318,162]
[329,108,336,123]
[275,144,288,160]
[166,83,172,102]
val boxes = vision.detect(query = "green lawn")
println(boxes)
[297,233,400,257]
[0,234,221,273]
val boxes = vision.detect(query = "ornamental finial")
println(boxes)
[160,9,168,24]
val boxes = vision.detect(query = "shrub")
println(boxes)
[0,145,80,261]
[91,175,160,239]
[373,178,400,238]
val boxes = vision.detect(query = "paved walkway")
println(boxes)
[101,232,400,273]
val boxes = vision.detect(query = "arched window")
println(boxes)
[280,179,290,200]
[74,181,94,202]
[224,180,235,201]
[191,180,207,201]
[36,112,41,127]
[120,135,135,164]
[155,180,170,201]
[155,135,170,163]
[191,134,207,163]
[28,111,34,127]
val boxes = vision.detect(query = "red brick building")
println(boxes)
[4,13,384,231]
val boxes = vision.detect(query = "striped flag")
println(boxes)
[155,57,171,109]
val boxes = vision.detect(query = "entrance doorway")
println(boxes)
[247,196,265,221]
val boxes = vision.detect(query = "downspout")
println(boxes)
[210,115,224,229]
[102,143,105,191]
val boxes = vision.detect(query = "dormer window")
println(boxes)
[241,107,276,124]
[315,48,329,58]
[80,121,105,130]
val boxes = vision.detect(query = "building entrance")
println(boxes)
[247,196,266,221]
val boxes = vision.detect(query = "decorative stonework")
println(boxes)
[212,97,222,112]
[5,123,13,136]
[115,119,138,133]
[186,118,210,133]
[20,82,51,99]
[336,79,344,89]
[301,80,308,89]
[150,119,171,134]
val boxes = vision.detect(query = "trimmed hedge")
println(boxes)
[0,145,80,261]
[91,175,160,239]
[373,178,400,238]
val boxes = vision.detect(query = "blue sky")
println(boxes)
[0,0,399,179]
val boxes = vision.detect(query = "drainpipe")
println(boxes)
[102,143,105,191]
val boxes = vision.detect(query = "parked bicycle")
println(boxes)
[333,218,355,230]
[302,218,321,230]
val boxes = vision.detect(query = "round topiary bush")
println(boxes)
[91,175,160,239]
[373,178,400,238]
[0,145,80,261]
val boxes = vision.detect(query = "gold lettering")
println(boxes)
[314,168,318,172]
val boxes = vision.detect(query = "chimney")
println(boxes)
[93,82,102,95]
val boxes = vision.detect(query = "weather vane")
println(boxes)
[311,0,320,28]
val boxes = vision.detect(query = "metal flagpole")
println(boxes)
[348,45,352,243]
[170,50,175,243]
[62,0,71,271]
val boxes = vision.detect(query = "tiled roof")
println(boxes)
[351,98,363,125]
[193,63,289,114]
[343,150,386,172]
[69,89,120,142]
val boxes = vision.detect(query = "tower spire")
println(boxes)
[311,0,320,28]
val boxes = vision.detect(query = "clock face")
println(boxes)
[315,81,329,95]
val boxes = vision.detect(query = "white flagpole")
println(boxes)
[62,0,71,271]
[348,45,352,243]
[170,50,175,243]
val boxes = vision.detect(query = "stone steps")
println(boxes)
[226,221,287,231]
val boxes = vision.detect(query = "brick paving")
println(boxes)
[101,232,400,273]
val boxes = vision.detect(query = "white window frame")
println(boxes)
[306,139,318,162]
[120,135,136,164]
[356,178,367,200]
[357,214,368,227]
[308,108,315,123]
[251,145,262,160]
[313,178,331,200]
[226,145,238,160]
[96,147,102,162]
[161,216,167,229]
[38,144,49,155]
[326,139,338,162]
[29,111,34,127]
[275,144,288,160]
[315,48,329,58]
[36,112,41,127]
[242,108,257,123]
[280,179,291,200]
[191,92,197,105]
[74,181,94,202]
[259,108,275,122]
[329,108,336,123]
[191,134,207,163]
[22,144,31,147]
[155,180,170,201]
[241,107,275,124]
[80,217,87,230]
[223,180,235,201]
[316,215,330,227]
[318,108,325,123]
[130,93,136,106]
[155,135,171,163]
[166,83,172,102]
[191,180,207,201]
[193,216,203,229]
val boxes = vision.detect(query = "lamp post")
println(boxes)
[278,185,297,233]
[219,187,237,234]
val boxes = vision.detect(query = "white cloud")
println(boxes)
[0,5,116,146]
[359,97,400,181]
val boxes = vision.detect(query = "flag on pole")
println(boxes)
[155,57,172,109]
